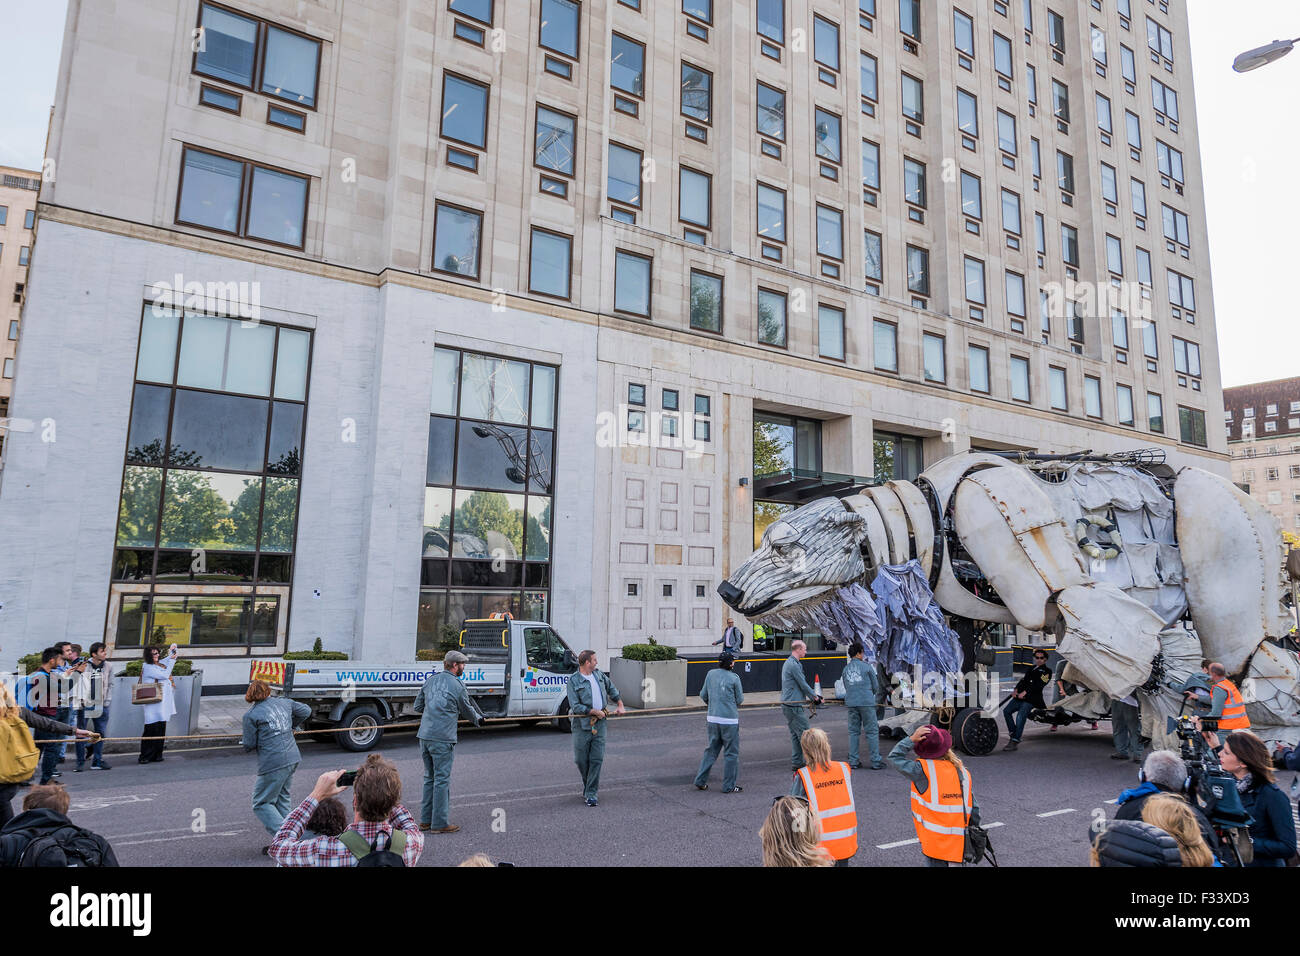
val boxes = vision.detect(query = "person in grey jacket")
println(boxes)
[242,679,312,849]
[566,650,624,806]
[781,640,822,771]
[413,650,486,833]
[889,725,981,867]
[843,642,883,770]
[693,653,745,793]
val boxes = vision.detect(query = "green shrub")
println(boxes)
[619,643,679,662]
[18,653,42,675]
[283,637,349,661]
[416,648,446,661]
[121,658,195,677]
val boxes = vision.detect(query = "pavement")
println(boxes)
[37,701,1300,867]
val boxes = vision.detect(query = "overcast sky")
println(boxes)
[1,1,1296,388]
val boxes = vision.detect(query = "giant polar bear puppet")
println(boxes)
[718,450,1300,753]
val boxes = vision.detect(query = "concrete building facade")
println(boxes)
[0,167,40,464]
[1224,378,1300,533]
[0,0,1227,686]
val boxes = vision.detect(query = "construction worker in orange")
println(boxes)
[788,727,857,866]
[888,724,980,867]
[1199,662,1251,735]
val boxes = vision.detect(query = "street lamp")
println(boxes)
[1232,37,1300,73]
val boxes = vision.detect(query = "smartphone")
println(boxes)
[337,770,358,788]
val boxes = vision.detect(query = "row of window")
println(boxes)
[0,207,36,229]
[0,243,32,266]
[1243,465,1300,483]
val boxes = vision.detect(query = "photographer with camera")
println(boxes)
[1204,729,1297,867]
[269,754,424,867]
[1114,750,1218,859]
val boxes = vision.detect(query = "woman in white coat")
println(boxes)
[138,643,178,764]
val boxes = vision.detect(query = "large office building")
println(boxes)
[0,0,1226,685]
[0,167,40,465]
[1224,378,1300,533]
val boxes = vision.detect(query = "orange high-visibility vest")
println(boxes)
[1214,679,1250,729]
[796,761,858,860]
[911,758,973,864]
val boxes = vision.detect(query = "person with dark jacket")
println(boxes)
[0,784,119,866]
[1002,649,1052,752]
[1,677,95,827]
[1090,819,1183,867]
[1114,750,1219,859]
[1207,729,1297,867]
[1273,742,1300,773]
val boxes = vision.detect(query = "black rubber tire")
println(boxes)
[553,698,572,733]
[337,704,385,752]
[951,707,999,756]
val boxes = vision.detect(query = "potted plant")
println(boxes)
[107,652,204,744]
[610,638,686,709]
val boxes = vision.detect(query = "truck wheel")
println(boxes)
[951,707,998,756]
[337,704,384,752]
[553,699,572,733]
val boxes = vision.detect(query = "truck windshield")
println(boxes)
[524,626,575,673]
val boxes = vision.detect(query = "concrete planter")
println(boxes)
[104,671,204,752]
[610,657,686,709]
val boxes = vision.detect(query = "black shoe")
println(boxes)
[152,756,165,763]
[50,770,62,778]
[74,765,84,773]
[722,786,744,793]
[585,797,598,807]
[138,757,150,764]
[695,783,708,791]
[92,762,111,771]
[870,763,886,770]
[261,846,271,856]
[1002,741,1019,752]
[848,763,863,769]
[1109,752,1128,760]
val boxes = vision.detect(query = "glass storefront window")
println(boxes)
[460,353,530,424]
[874,432,923,481]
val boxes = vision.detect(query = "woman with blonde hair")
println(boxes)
[889,724,981,867]
[788,727,858,865]
[1140,793,1214,867]
[1,668,93,827]
[760,796,834,867]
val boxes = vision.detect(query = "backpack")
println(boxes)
[2,823,115,867]
[338,829,407,867]
[0,714,39,784]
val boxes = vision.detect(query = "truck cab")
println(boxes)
[460,615,579,724]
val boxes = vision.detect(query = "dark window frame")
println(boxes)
[174,144,311,251]
[191,1,323,112]
[431,200,485,281]
[527,226,575,301]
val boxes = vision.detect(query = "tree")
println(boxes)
[753,420,791,477]
[454,490,523,558]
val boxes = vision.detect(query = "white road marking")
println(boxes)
[69,793,158,813]
[876,837,919,849]
[1037,808,1077,817]
[113,830,247,847]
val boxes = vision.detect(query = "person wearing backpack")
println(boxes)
[269,754,424,867]
[0,784,119,867]
[1,673,96,827]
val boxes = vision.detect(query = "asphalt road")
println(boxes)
[30,705,1203,867]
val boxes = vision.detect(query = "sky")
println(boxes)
[0,0,1296,388]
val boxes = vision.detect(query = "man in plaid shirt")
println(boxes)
[270,754,424,867]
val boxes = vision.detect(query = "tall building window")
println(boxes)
[1049,366,1068,411]
[1117,384,1135,425]
[860,52,879,104]
[689,270,723,333]
[432,202,483,278]
[874,320,898,372]
[961,171,982,220]
[613,250,652,317]
[922,333,946,383]
[757,288,787,347]
[906,245,929,298]
[757,0,785,45]
[1085,375,1102,418]
[177,146,310,249]
[1097,93,1113,134]
[964,257,986,307]
[110,306,311,652]
[1001,189,1021,235]
[904,158,927,208]
[608,142,644,215]
[1010,355,1030,402]
[968,344,989,393]
[1006,271,1026,325]
[1178,407,1207,447]
[610,32,646,108]
[899,0,921,41]
[534,105,576,192]
[757,183,786,243]
[816,205,844,262]
[818,304,845,360]
[193,2,322,107]
[420,347,557,650]
[1131,178,1148,217]
[679,167,712,233]
[994,33,1014,79]
[540,0,580,60]
[1061,224,1079,266]
[1148,393,1165,433]
[864,230,883,287]
[813,15,841,77]
[757,82,786,140]
[815,108,842,164]
[681,62,713,125]
[528,227,573,299]
[1162,205,1190,246]
[997,110,1017,156]
[1172,337,1201,377]
[957,89,978,138]
[954,10,974,56]
[901,73,924,123]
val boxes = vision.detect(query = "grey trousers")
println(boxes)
[783,704,811,770]
[693,722,740,791]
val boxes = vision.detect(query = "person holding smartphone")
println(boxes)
[138,644,178,764]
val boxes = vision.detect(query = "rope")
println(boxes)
[35,699,848,745]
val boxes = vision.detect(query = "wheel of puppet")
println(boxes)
[951,707,999,756]
[1074,513,1123,560]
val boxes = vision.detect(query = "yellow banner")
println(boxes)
[249,661,288,686]
[142,612,193,645]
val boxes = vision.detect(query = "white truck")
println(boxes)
[258,616,581,751]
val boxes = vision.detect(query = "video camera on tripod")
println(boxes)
[1167,713,1255,866]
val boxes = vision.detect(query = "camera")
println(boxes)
[1166,714,1254,865]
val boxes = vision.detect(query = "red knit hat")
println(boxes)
[914,725,952,759]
